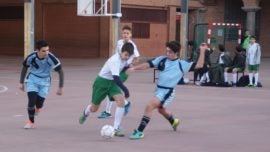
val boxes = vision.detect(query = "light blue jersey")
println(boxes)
[149,56,192,107]
[149,56,192,88]
[23,52,61,78]
[23,52,61,97]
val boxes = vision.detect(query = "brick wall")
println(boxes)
[202,0,225,23]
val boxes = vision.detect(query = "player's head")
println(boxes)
[121,25,132,42]
[218,44,225,52]
[250,35,256,43]
[235,45,243,54]
[245,30,250,36]
[35,40,49,58]
[165,41,181,60]
[120,42,134,60]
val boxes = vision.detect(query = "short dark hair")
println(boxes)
[121,42,134,56]
[218,44,225,52]
[250,35,256,39]
[122,25,132,32]
[188,41,194,46]
[35,40,49,50]
[235,45,243,53]
[166,41,181,53]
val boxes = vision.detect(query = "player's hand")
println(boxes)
[124,91,130,98]
[123,88,130,98]
[126,67,135,74]
[19,83,25,92]
[56,88,63,96]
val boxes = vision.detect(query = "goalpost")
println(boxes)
[206,22,242,63]
[207,22,242,49]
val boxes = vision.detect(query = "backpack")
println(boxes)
[236,75,249,87]
[236,75,263,87]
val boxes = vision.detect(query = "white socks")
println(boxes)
[200,72,210,83]
[206,72,210,82]
[84,105,91,116]
[113,107,125,130]
[248,73,253,85]
[254,73,259,85]
[105,98,113,113]
[105,98,128,114]
[232,73,237,84]
[124,99,129,105]
[224,72,228,82]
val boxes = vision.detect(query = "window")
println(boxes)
[0,6,24,20]
[132,23,150,39]
[122,8,167,23]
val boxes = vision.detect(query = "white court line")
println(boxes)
[0,85,8,93]
[13,114,24,117]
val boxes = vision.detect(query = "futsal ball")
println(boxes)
[100,125,115,138]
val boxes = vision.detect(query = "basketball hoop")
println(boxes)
[77,0,122,17]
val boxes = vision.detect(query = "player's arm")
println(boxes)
[132,62,150,70]
[19,66,28,91]
[195,45,207,69]
[112,75,129,98]
[54,65,64,95]
[131,57,140,66]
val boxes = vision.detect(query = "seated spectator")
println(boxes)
[209,44,232,85]
[224,45,246,87]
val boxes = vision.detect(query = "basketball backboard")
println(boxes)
[77,0,122,17]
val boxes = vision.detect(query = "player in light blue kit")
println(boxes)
[19,40,64,129]
[127,41,194,139]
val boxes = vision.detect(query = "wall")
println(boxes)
[35,0,110,58]
[259,0,270,57]
[0,2,23,56]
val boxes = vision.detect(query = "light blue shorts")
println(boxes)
[25,74,51,98]
[154,87,175,108]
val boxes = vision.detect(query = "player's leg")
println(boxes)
[158,107,180,131]
[24,91,38,129]
[158,89,180,131]
[223,67,229,83]
[24,81,39,129]
[129,97,160,139]
[112,94,125,137]
[248,65,254,86]
[253,64,260,86]
[79,103,101,124]
[79,77,108,124]
[97,97,113,119]
[97,71,130,118]
[119,71,132,116]
[35,95,45,116]
[232,68,238,86]
[35,85,49,116]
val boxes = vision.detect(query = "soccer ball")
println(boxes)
[100,125,115,138]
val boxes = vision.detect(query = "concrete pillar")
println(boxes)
[180,0,189,59]
[168,6,177,41]
[24,0,35,58]
[242,0,261,35]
